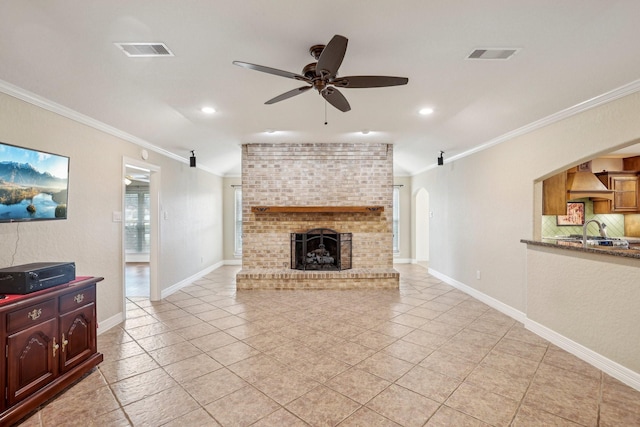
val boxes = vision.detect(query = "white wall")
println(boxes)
[527,246,640,374]
[414,188,429,262]
[223,176,241,262]
[394,176,412,262]
[412,91,640,380]
[0,92,225,324]
[592,157,623,172]
[155,156,224,288]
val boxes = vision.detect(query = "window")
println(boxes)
[234,187,242,256]
[393,186,400,253]
[125,186,150,254]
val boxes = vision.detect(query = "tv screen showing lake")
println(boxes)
[0,141,70,222]
[0,193,65,220]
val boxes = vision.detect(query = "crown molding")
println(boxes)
[0,79,220,176]
[412,78,640,177]
[4,76,640,180]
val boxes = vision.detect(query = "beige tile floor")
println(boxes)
[125,262,150,298]
[16,264,640,426]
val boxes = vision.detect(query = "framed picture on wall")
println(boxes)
[557,202,585,226]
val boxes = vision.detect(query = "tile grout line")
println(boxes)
[79,265,637,426]
[506,334,549,426]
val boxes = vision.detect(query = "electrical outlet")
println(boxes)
[476,270,481,280]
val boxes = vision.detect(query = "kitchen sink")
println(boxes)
[550,235,630,248]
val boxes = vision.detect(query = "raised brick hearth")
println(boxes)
[236,143,399,289]
[235,269,398,290]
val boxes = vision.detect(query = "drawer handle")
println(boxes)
[28,308,42,321]
[62,333,69,353]
[53,337,59,358]
[74,293,84,304]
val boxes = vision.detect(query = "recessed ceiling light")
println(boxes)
[419,108,434,116]
[265,129,276,134]
[361,129,370,135]
[201,106,216,114]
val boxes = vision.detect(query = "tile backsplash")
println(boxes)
[542,198,625,237]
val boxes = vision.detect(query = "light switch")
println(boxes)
[164,211,169,220]
[112,211,122,222]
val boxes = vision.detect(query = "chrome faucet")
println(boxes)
[582,219,604,248]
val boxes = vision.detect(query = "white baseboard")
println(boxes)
[99,262,229,333]
[526,319,640,391]
[160,261,225,299]
[224,259,242,266]
[393,258,414,264]
[428,268,526,323]
[97,311,125,335]
[428,267,640,392]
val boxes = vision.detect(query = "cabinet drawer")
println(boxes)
[59,286,95,313]
[7,299,56,333]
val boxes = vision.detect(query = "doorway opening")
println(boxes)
[125,167,150,297]
[123,158,161,305]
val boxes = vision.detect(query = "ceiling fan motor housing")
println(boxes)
[302,63,318,80]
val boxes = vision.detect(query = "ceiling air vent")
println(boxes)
[115,42,174,57]
[466,48,520,60]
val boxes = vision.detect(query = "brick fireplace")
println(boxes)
[235,143,399,289]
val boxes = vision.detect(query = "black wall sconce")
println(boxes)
[437,151,444,166]
[190,150,196,167]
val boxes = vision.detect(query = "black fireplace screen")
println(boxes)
[291,228,352,271]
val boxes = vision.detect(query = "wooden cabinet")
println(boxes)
[543,171,568,215]
[593,172,640,213]
[0,277,103,425]
[622,156,640,171]
[59,292,97,373]
[7,318,58,406]
[612,175,639,212]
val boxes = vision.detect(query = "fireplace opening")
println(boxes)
[291,228,352,271]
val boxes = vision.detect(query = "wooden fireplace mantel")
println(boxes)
[251,206,384,213]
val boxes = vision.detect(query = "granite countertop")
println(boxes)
[521,238,640,259]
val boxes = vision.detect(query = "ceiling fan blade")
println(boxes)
[333,76,409,88]
[265,86,312,104]
[322,87,351,112]
[316,35,348,78]
[232,61,310,82]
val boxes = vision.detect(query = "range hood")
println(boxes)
[566,171,614,201]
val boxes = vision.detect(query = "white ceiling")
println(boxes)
[2,1,640,176]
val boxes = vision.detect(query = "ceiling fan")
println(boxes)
[233,35,409,112]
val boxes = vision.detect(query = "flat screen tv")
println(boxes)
[0,141,69,222]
